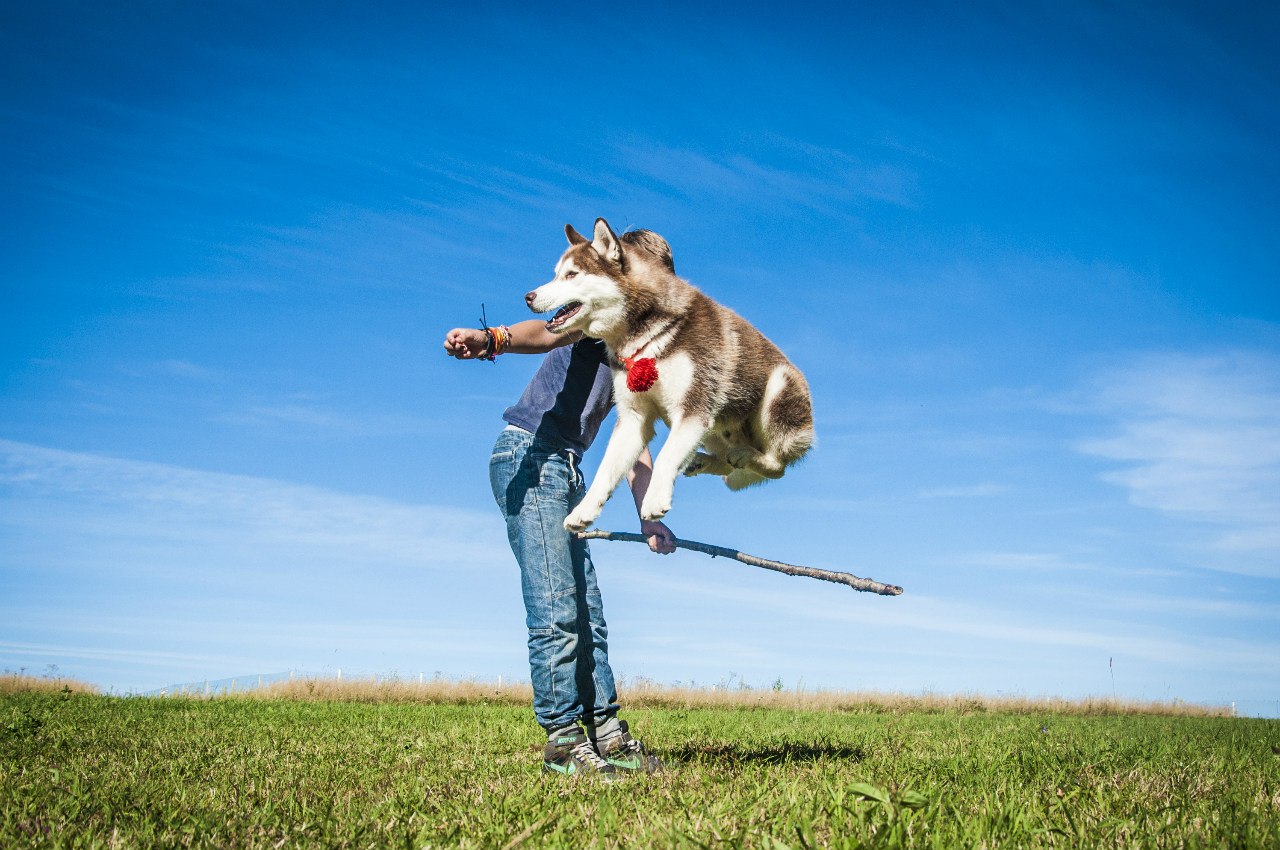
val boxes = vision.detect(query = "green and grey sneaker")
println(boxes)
[597,720,664,774]
[542,726,617,778]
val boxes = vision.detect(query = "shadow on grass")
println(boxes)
[662,740,867,767]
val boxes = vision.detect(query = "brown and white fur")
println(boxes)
[525,218,814,532]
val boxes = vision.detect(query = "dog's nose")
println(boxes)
[525,291,537,308]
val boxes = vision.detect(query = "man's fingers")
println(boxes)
[648,532,675,554]
[640,521,677,555]
[443,329,477,358]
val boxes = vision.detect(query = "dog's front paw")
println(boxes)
[640,491,672,522]
[563,512,592,533]
[564,502,602,533]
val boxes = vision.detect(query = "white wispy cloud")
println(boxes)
[1077,351,1280,575]
[0,439,506,571]
[0,640,250,670]
[605,556,1280,677]
[115,359,226,381]
[613,138,918,216]
[0,439,522,687]
[218,400,439,438]
[941,551,1094,572]
[918,483,1009,499]
[1060,592,1280,622]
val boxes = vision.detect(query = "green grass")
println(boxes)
[3,692,1278,848]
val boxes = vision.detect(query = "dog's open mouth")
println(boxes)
[546,301,582,331]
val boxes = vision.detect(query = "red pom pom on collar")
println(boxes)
[623,355,659,392]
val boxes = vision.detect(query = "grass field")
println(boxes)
[3,684,1278,848]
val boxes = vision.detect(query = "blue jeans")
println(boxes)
[489,426,620,732]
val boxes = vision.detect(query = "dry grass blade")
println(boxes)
[499,817,548,850]
[0,672,1231,717]
[0,674,98,696]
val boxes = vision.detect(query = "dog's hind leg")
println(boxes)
[565,410,654,532]
[726,445,788,478]
[721,366,813,486]
[641,416,710,521]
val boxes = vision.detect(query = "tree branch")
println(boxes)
[576,530,903,596]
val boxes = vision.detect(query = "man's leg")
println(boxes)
[489,430,612,747]
[490,430,647,774]
[567,458,661,773]
[569,532,620,736]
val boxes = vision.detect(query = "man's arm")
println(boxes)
[627,448,677,554]
[443,319,580,360]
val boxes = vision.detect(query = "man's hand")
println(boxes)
[641,520,676,554]
[443,327,489,360]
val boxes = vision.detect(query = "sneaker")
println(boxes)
[542,726,617,778]
[596,720,664,773]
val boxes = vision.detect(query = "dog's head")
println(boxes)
[525,218,673,339]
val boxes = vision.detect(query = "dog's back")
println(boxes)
[666,289,813,489]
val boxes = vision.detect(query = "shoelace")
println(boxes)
[600,734,644,757]
[570,739,612,770]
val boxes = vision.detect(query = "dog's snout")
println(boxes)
[525,291,537,309]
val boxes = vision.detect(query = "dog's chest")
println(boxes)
[613,350,697,422]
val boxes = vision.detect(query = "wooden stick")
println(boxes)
[576,530,904,596]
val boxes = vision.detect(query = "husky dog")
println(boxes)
[525,218,814,532]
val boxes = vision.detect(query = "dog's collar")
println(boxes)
[617,344,659,393]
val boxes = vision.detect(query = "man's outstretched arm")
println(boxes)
[443,320,580,360]
[628,449,677,555]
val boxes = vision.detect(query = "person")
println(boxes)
[443,287,676,777]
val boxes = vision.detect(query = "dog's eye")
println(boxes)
[564,270,578,279]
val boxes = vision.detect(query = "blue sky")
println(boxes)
[3,1,1278,714]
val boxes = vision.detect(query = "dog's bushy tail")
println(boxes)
[723,470,768,491]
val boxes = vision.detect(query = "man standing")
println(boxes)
[444,289,674,776]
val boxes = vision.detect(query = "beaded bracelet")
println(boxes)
[480,326,495,361]
[480,324,512,361]
[476,305,511,362]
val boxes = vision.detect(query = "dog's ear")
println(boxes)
[565,224,589,246]
[592,218,624,268]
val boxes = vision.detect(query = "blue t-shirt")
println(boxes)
[502,338,614,456]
